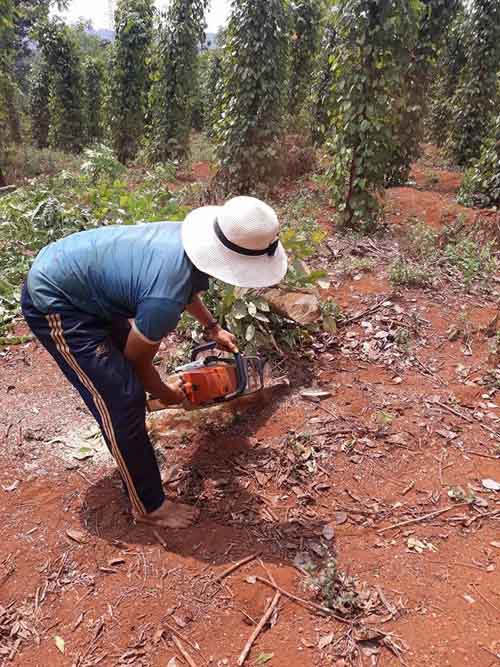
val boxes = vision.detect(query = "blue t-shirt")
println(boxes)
[27,222,209,342]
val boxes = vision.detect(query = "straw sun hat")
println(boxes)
[182,196,288,288]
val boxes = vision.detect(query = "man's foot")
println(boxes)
[136,499,198,529]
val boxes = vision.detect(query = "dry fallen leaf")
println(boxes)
[359,640,381,657]
[255,471,269,486]
[300,388,332,402]
[153,628,164,644]
[108,558,125,566]
[167,658,178,667]
[482,479,500,492]
[65,528,87,544]
[407,536,437,554]
[54,635,65,654]
[2,480,19,492]
[322,523,335,541]
[335,511,348,525]
[173,614,187,628]
[318,633,334,650]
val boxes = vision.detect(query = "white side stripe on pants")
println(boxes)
[46,313,146,516]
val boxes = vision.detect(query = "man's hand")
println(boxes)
[186,295,239,353]
[209,325,239,353]
[161,376,187,405]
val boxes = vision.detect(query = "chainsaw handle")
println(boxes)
[191,341,217,360]
[230,352,248,399]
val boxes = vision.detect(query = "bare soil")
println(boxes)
[1,150,500,667]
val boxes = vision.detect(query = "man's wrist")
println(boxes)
[203,319,220,336]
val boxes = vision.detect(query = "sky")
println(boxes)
[54,0,231,33]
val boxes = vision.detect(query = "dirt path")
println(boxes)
[1,155,500,667]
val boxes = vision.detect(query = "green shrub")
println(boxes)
[459,114,500,208]
[213,0,289,192]
[110,0,153,164]
[324,0,421,230]
[37,19,84,154]
[0,168,184,336]
[81,144,125,183]
[446,0,500,166]
[444,238,497,286]
[149,0,207,161]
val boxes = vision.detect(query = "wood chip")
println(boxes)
[65,528,87,544]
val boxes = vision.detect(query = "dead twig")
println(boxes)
[480,645,500,660]
[152,529,168,551]
[163,622,207,663]
[237,591,281,666]
[377,503,469,534]
[342,297,390,326]
[214,553,259,584]
[172,636,198,667]
[464,450,500,461]
[436,400,500,439]
[472,584,500,616]
[315,403,338,420]
[255,576,352,625]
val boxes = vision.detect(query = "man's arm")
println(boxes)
[186,294,238,352]
[124,327,184,404]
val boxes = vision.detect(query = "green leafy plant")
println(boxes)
[288,0,321,120]
[321,298,343,334]
[213,0,289,192]
[384,0,459,186]
[446,0,500,166]
[426,8,467,147]
[0,168,184,337]
[0,0,23,186]
[149,0,207,161]
[307,557,372,618]
[324,0,421,230]
[311,20,336,146]
[29,55,50,149]
[390,258,434,288]
[459,113,500,208]
[37,18,84,154]
[444,237,497,286]
[82,56,105,144]
[204,51,223,138]
[81,144,126,183]
[110,0,153,163]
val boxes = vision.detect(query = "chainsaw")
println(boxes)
[146,342,266,412]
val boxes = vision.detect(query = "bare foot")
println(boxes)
[135,499,198,529]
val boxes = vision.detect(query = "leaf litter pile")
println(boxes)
[1,153,500,666]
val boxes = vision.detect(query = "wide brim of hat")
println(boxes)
[182,205,288,289]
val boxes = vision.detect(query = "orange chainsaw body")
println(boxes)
[180,364,238,406]
[146,342,264,412]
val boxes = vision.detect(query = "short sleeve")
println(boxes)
[134,297,184,343]
[189,268,210,302]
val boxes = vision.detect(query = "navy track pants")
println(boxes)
[21,283,165,515]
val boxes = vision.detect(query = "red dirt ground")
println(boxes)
[1,152,500,667]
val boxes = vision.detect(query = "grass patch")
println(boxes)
[337,256,375,277]
[395,218,498,290]
[5,145,83,183]
[390,258,434,288]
